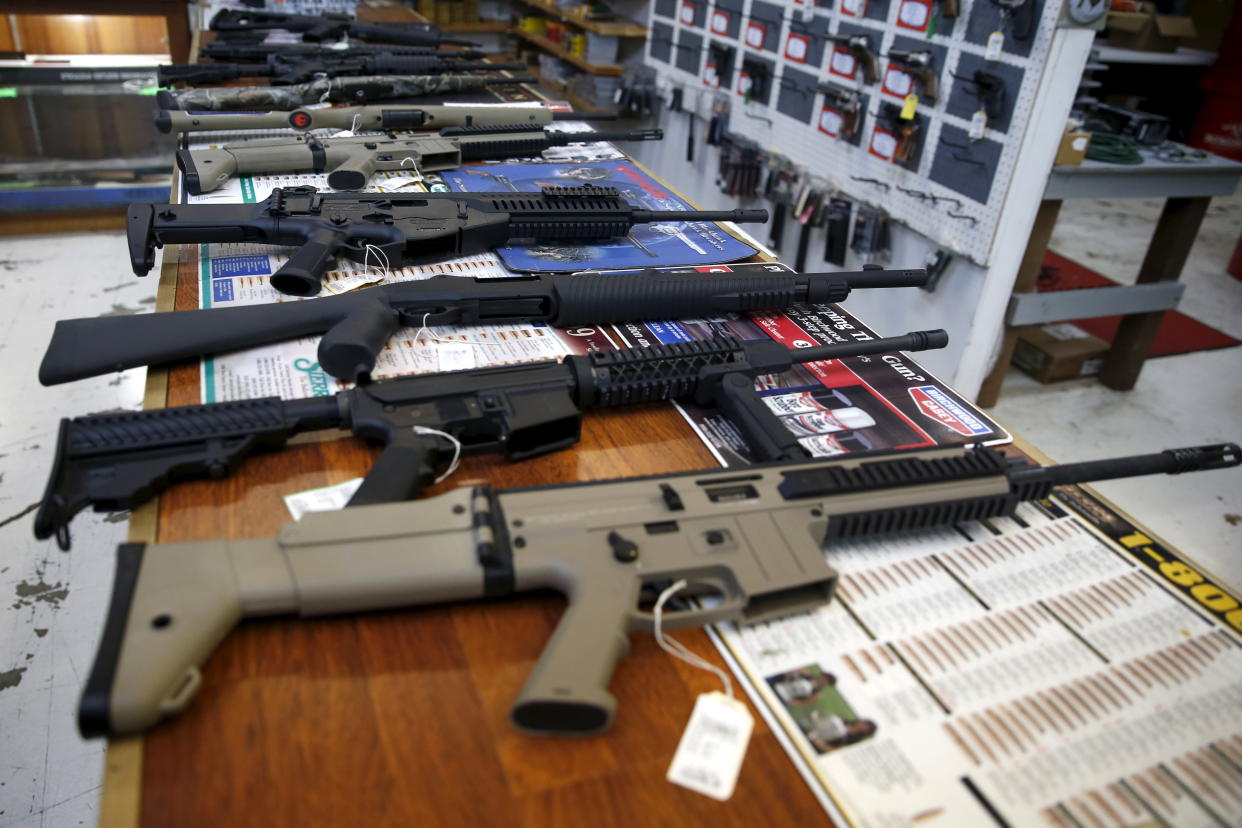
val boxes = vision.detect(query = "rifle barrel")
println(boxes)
[632,208,769,223]
[792,330,948,365]
[1011,444,1241,488]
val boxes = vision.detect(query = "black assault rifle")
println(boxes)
[35,329,946,547]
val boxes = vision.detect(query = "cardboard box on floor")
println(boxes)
[1013,324,1110,383]
[1107,8,1197,52]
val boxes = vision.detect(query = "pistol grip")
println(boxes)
[860,52,879,84]
[347,433,442,507]
[269,226,348,297]
[510,576,642,736]
[326,150,380,191]
[317,298,401,381]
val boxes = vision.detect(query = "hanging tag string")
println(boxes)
[653,580,733,698]
[411,312,497,347]
[412,426,462,483]
[362,243,390,277]
[321,243,390,296]
[318,76,337,103]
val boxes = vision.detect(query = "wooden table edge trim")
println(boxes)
[99,166,183,828]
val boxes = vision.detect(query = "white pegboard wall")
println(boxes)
[644,0,1078,266]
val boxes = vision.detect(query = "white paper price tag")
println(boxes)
[884,66,913,96]
[986,30,1004,59]
[284,478,364,519]
[969,109,988,140]
[841,0,866,16]
[785,34,809,61]
[679,1,696,24]
[376,175,424,191]
[870,129,898,160]
[830,49,857,77]
[710,9,729,33]
[437,343,477,371]
[704,62,719,87]
[323,270,386,294]
[898,0,930,28]
[744,22,765,48]
[738,73,753,95]
[666,692,754,801]
[818,107,843,136]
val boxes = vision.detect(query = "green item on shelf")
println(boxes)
[1086,133,1144,165]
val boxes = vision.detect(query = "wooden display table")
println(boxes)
[99,152,829,825]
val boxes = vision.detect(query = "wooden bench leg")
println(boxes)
[975,199,1063,407]
[1098,197,1210,391]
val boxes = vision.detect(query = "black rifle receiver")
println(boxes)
[35,330,949,548]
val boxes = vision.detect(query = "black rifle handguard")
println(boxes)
[548,270,796,326]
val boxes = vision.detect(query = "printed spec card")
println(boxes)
[650,262,1009,464]
[714,495,1242,827]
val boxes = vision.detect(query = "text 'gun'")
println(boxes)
[78,442,1239,736]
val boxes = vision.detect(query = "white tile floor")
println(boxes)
[0,192,1238,825]
[0,233,154,828]
[991,190,1242,591]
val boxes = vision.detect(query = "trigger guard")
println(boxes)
[397,307,461,327]
[631,576,746,632]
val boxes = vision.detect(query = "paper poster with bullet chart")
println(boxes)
[438,160,760,272]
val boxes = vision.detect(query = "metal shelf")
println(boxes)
[511,27,624,75]
[1093,44,1217,66]
[512,0,647,36]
